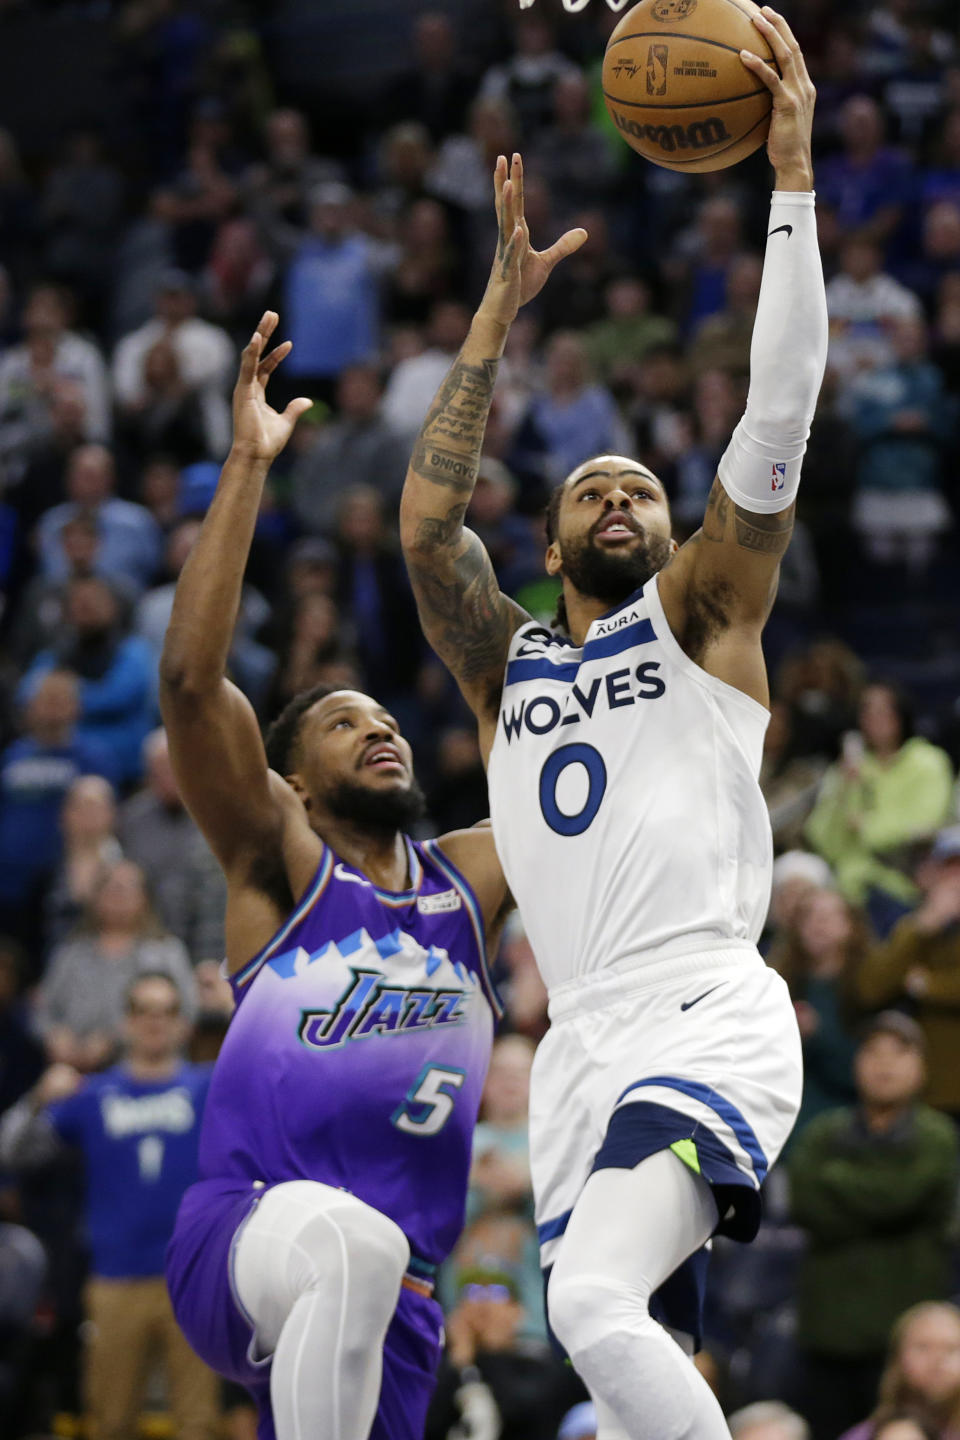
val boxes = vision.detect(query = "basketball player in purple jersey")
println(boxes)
[161,314,510,1440]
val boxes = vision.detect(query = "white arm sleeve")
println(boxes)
[717,190,828,515]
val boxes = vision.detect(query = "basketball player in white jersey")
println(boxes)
[400,11,823,1440]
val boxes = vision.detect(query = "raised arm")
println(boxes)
[400,155,585,731]
[159,312,311,875]
[661,9,827,701]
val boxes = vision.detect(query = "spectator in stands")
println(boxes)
[805,680,953,917]
[279,183,383,400]
[267,590,349,713]
[525,330,631,481]
[36,443,162,595]
[381,300,472,445]
[826,237,923,381]
[428,95,520,223]
[0,971,218,1440]
[333,484,423,703]
[0,671,110,956]
[39,131,124,313]
[582,275,678,389]
[119,730,226,963]
[465,457,540,596]
[848,315,955,570]
[113,270,234,460]
[728,1402,811,1440]
[479,12,580,141]
[381,13,475,143]
[857,825,960,1117]
[689,252,762,379]
[670,194,745,334]
[425,1263,584,1440]
[12,514,117,665]
[135,519,275,710]
[0,282,110,468]
[244,107,344,251]
[529,72,617,221]
[789,1013,958,1440]
[20,575,156,787]
[839,1303,960,1440]
[818,95,912,249]
[292,364,409,535]
[760,700,830,852]
[775,885,864,1137]
[43,773,121,954]
[496,914,549,1044]
[117,331,211,466]
[901,202,960,311]
[38,859,195,1070]
[383,199,462,326]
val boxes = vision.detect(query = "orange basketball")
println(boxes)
[602,0,775,173]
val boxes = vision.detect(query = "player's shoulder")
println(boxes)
[430,823,510,928]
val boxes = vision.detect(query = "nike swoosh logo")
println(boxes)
[334,863,369,886]
[680,983,725,1012]
[768,224,793,238]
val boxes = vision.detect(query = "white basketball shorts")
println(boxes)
[531,944,802,1274]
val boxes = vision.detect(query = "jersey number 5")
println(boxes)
[539,742,608,837]
[392,1065,466,1137]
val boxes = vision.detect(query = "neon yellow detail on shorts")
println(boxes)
[670,1138,701,1174]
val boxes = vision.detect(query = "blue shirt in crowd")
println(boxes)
[0,735,112,905]
[47,1062,211,1278]
[283,233,379,377]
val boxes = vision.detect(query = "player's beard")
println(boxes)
[326,775,427,836]
[560,526,673,610]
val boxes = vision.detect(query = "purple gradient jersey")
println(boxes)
[197,836,500,1266]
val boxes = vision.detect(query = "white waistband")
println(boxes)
[547,943,763,1022]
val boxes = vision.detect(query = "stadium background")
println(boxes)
[1,0,960,1437]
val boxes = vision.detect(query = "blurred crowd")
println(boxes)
[2,0,960,1437]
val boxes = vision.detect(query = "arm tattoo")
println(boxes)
[733,503,795,557]
[409,357,499,493]
[406,531,524,690]
[701,477,794,557]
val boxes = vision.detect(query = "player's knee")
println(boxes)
[335,1197,410,1299]
[547,1268,649,1355]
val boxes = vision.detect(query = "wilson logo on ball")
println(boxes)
[651,0,697,20]
[611,110,730,150]
[646,45,668,95]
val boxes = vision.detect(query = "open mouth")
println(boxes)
[363,743,405,773]
[594,514,639,543]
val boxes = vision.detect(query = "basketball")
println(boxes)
[602,0,776,173]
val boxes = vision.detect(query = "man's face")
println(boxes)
[855,1032,925,1108]
[124,976,187,1064]
[292,691,423,832]
[68,447,113,506]
[67,578,117,637]
[546,457,675,610]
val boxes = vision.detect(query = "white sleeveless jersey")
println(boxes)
[487,574,773,992]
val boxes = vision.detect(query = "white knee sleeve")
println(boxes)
[717,191,828,515]
[233,1179,410,1358]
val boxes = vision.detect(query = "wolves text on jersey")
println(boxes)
[500,661,666,745]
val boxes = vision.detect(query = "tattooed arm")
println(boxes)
[400,153,586,732]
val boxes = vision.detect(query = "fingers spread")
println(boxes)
[541,227,588,269]
[258,339,292,382]
[283,397,313,424]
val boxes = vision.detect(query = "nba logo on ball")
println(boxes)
[646,45,668,95]
[771,462,786,492]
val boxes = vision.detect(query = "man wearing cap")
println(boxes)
[788,1011,958,1440]
[113,270,235,458]
[857,826,960,1116]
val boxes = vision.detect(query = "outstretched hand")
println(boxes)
[231,311,312,462]
[741,6,815,190]
[481,154,588,326]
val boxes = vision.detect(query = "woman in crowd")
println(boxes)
[43,774,122,955]
[38,858,195,1070]
[805,682,953,928]
[773,884,867,1137]
[840,1304,960,1440]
